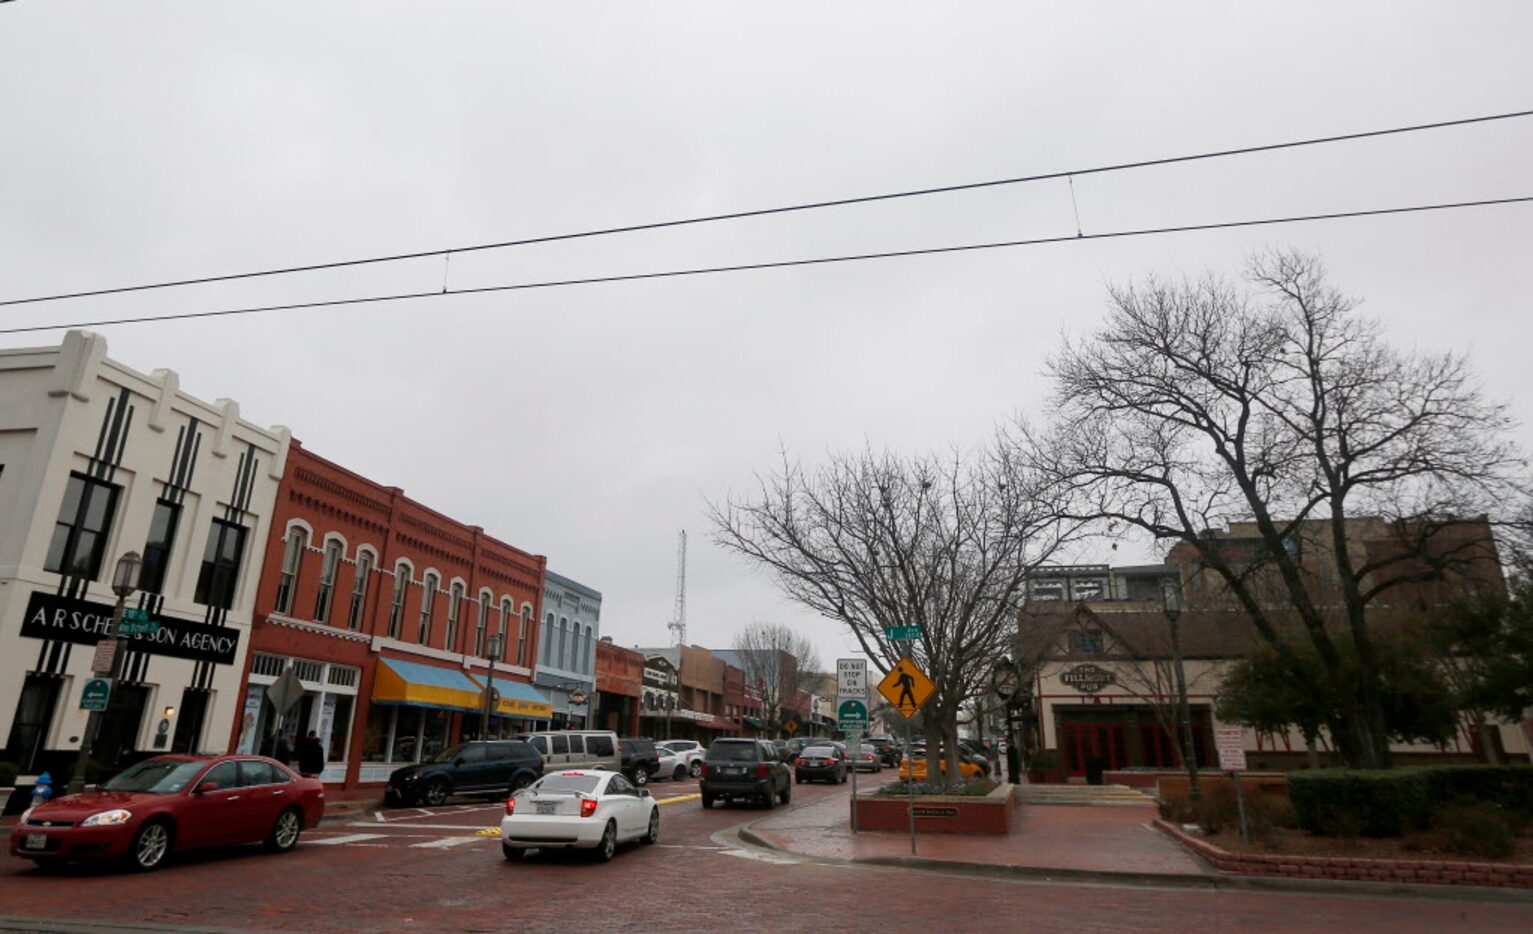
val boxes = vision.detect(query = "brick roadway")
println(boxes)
[752,790,1205,876]
[1,777,1530,934]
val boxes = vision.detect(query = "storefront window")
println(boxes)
[324,695,353,762]
[422,709,451,760]
[362,706,394,762]
[392,707,422,762]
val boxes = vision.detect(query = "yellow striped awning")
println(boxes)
[470,674,554,721]
[372,658,484,712]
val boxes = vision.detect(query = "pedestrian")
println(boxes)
[272,732,292,766]
[1006,742,1021,784]
[296,730,325,777]
[30,771,54,808]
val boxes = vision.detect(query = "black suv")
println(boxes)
[385,740,543,806]
[866,734,900,768]
[619,737,661,787]
[700,738,791,809]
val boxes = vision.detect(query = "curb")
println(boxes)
[656,794,701,806]
[736,813,1533,904]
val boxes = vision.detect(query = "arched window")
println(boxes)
[557,618,569,670]
[388,563,410,639]
[314,538,344,623]
[347,549,374,630]
[418,573,439,644]
[475,591,491,657]
[519,605,532,666]
[275,526,307,614]
[541,613,553,665]
[584,625,595,673]
[499,598,514,662]
[445,582,465,651]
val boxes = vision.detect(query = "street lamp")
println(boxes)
[1162,577,1202,801]
[990,657,1022,783]
[479,633,504,740]
[68,551,143,794]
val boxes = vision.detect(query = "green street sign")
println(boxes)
[117,607,159,636]
[884,625,922,641]
[837,698,869,732]
[80,677,113,712]
[122,607,150,624]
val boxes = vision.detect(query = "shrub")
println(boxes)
[1289,766,1533,838]
[878,778,996,797]
[1426,803,1517,859]
[0,762,18,787]
[1158,785,1297,839]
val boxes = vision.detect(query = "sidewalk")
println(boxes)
[742,789,1210,882]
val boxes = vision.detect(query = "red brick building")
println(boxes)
[594,639,643,736]
[227,442,549,790]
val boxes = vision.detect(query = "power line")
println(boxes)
[3,108,1531,309]
[4,194,1528,337]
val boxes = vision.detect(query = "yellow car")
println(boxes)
[898,753,984,782]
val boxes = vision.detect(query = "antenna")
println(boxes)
[667,530,687,647]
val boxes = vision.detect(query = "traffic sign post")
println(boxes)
[876,658,935,719]
[837,698,869,733]
[1215,727,1251,843]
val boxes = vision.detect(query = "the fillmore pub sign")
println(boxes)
[1060,663,1115,694]
[21,592,240,665]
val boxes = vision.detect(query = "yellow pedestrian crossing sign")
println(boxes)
[877,657,935,719]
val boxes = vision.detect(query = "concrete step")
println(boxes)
[1019,783,1157,807]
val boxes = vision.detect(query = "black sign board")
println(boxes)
[21,591,240,665]
[912,805,959,818]
[1060,663,1116,694]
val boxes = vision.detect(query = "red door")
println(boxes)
[1060,723,1127,776]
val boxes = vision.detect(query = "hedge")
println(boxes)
[0,761,17,787]
[1289,766,1533,837]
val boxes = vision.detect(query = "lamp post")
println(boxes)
[68,551,143,795]
[479,633,503,740]
[1162,578,1202,802]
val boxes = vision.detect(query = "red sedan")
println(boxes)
[10,754,325,871]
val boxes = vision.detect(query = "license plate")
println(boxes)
[723,766,743,775]
[25,834,47,850]
[535,802,557,815]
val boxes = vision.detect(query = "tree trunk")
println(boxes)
[1475,717,1503,765]
[1303,730,1321,770]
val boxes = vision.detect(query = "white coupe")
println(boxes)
[501,769,659,862]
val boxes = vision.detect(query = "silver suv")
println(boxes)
[512,730,621,772]
[657,739,705,778]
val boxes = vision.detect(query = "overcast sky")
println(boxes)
[3,3,1530,674]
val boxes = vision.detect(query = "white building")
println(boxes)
[533,571,601,728]
[0,332,288,797]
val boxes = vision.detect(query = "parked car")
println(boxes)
[784,736,834,757]
[847,743,883,773]
[793,744,848,784]
[656,739,705,777]
[699,738,791,809]
[501,769,659,862]
[619,738,661,787]
[769,739,793,762]
[512,730,622,772]
[655,747,687,781]
[866,734,900,767]
[386,740,544,806]
[10,755,324,872]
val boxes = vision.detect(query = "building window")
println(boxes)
[347,550,373,630]
[44,473,121,580]
[558,619,569,670]
[194,519,248,610]
[1068,629,1105,655]
[138,499,181,595]
[314,539,343,623]
[474,592,491,657]
[445,582,464,651]
[274,527,307,614]
[388,564,409,639]
[585,625,595,673]
[519,606,532,666]
[418,573,439,644]
[541,613,553,664]
[499,599,514,662]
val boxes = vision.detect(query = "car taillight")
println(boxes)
[699,763,708,778]
[795,758,807,766]
[505,797,516,815]
[756,764,768,778]
[579,798,598,818]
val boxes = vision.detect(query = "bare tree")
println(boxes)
[732,620,821,737]
[712,440,1080,785]
[1027,249,1528,768]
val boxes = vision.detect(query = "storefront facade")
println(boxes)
[230,442,550,789]
[0,332,288,804]
[532,572,600,730]
[594,638,642,736]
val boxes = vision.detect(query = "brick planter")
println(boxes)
[851,783,1017,834]
[1154,819,1533,889]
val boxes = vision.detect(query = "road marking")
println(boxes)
[655,844,728,850]
[719,849,799,865]
[306,833,389,846]
[410,836,484,849]
[476,828,500,836]
[655,794,701,805]
[348,821,502,831]
[374,804,500,824]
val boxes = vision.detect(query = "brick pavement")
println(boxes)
[748,788,1208,877]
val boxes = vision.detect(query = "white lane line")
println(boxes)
[348,822,499,832]
[719,849,799,865]
[306,833,389,846]
[375,805,501,824]
[410,836,485,850]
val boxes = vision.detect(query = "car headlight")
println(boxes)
[81,809,133,827]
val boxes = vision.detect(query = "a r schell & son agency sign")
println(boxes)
[21,592,241,665]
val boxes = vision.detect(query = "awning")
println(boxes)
[372,658,485,712]
[743,717,764,729]
[470,675,553,721]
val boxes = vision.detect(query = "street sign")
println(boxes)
[781,717,799,735]
[876,657,935,719]
[90,638,118,674]
[836,658,867,699]
[883,625,922,641]
[265,667,306,717]
[122,607,150,625]
[80,677,113,712]
[118,608,160,637]
[837,698,869,733]
[1215,727,1248,771]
